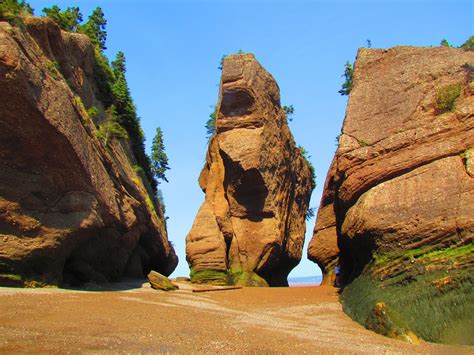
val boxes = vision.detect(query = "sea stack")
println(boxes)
[308,46,474,343]
[0,18,177,286]
[186,54,314,286]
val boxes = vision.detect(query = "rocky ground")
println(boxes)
[0,281,469,353]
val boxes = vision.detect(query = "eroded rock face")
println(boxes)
[308,46,474,344]
[309,46,474,282]
[186,54,314,287]
[0,18,177,286]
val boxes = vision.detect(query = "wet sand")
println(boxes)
[0,281,469,353]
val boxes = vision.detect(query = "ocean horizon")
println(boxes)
[288,275,322,286]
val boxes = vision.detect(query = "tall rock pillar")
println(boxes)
[186,54,314,286]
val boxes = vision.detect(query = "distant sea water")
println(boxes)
[288,275,322,287]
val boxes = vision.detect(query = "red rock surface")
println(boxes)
[186,54,314,286]
[0,18,177,286]
[308,46,474,283]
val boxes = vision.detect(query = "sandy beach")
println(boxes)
[0,281,469,354]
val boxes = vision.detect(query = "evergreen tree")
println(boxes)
[82,6,107,51]
[111,51,126,78]
[151,127,170,183]
[110,51,157,192]
[42,5,82,31]
[338,61,354,96]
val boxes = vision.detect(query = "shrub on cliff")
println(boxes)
[96,105,128,146]
[42,5,82,31]
[298,145,316,189]
[460,36,474,51]
[440,39,451,47]
[205,105,217,140]
[436,83,461,113]
[0,0,32,22]
[282,105,295,121]
[338,61,354,96]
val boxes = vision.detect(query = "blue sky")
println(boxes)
[29,0,473,278]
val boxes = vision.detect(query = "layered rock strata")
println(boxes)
[186,54,314,286]
[0,18,177,286]
[308,46,474,344]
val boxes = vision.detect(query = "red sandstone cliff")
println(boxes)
[0,18,177,286]
[308,46,473,344]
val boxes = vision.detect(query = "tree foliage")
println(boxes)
[460,36,474,51]
[282,105,294,121]
[218,55,226,70]
[298,145,316,189]
[305,207,316,221]
[111,51,126,78]
[42,5,82,31]
[339,61,354,96]
[81,7,107,51]
[440,39,451,47]
[205,106,217,140]
[109,51,157,192]
[0,0,33,21]
[151,127,170,184]
[96,105,128,146]
[436,84,461,113]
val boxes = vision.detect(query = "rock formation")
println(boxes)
[186,54,314,287]
[308,46,473,344]
[0,18,177,286]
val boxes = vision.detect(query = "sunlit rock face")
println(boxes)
[186,54,314,287]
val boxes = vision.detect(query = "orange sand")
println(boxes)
[0,281,469,353]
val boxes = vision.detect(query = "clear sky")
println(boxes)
[28,0,473,278]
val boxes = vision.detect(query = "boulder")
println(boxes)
[148,271,178,291]
[0,18,177,286]
[186,54,314,286]
[310,46,474,344]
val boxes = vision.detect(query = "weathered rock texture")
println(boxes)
[0,18,177,286]
[186,54,314,287]
[308,46,474,344]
